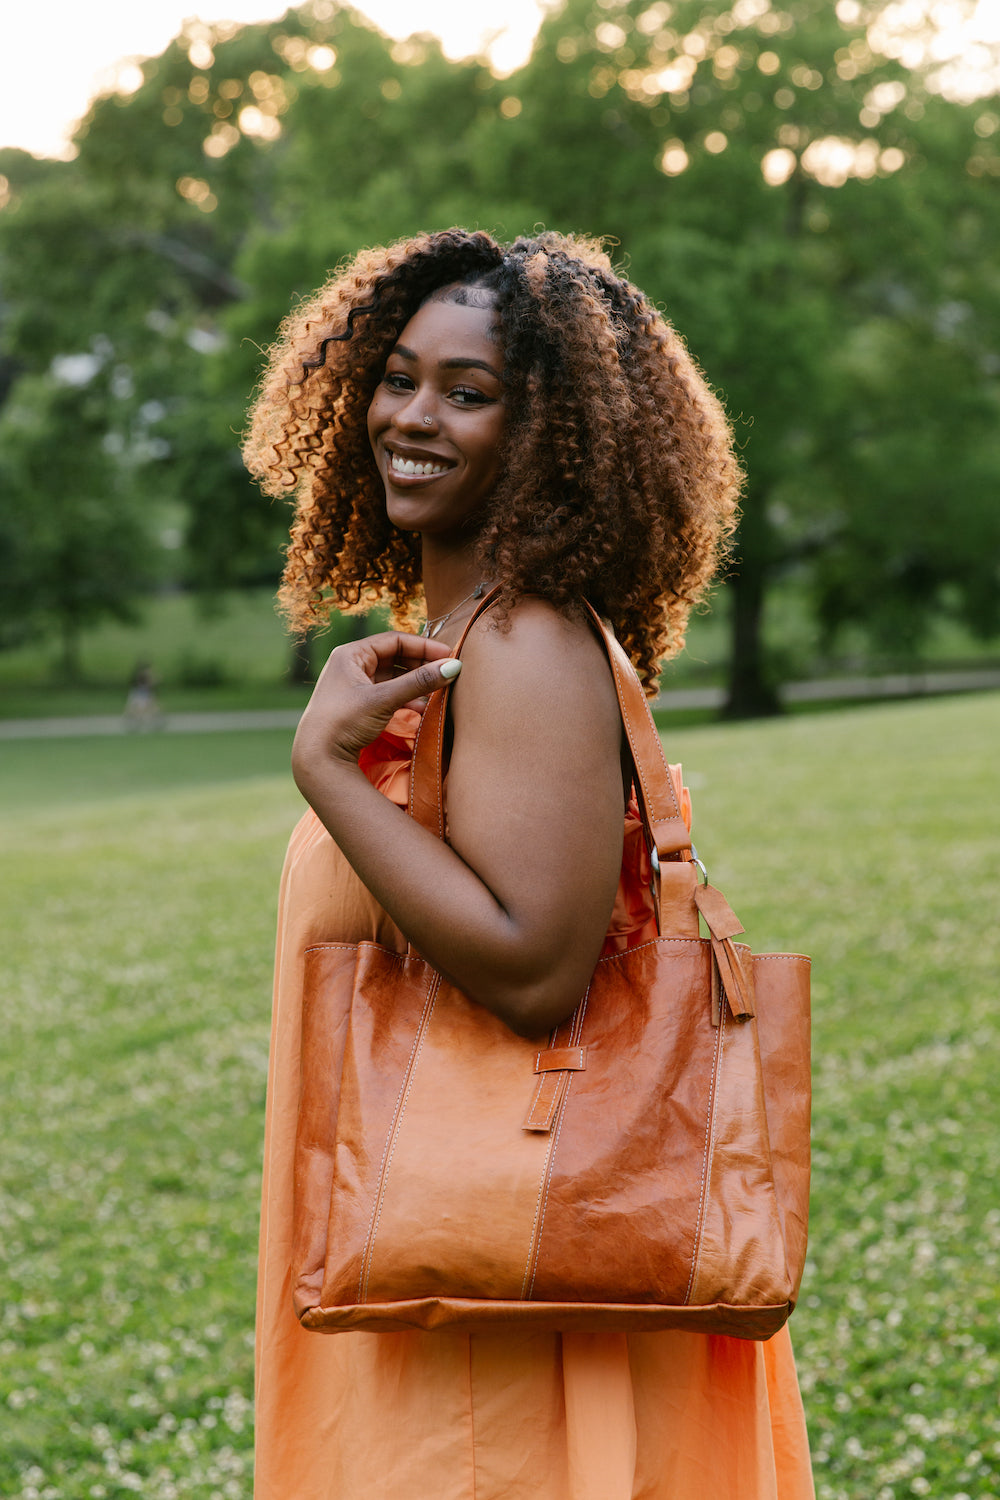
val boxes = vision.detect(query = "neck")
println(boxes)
[419,538,485,621]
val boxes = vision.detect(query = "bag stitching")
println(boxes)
[684,1002,725,1305]
[518,1107,562,1298]
[356,969,439,1302]
[525,988,590,1297]
[519,998,585,1292]
[594,936,749,968]
[526,1075,573,1299]
[303,942,365,954]
[523,1074,550,1130]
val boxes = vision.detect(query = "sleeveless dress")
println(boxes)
[255,709,815,1499]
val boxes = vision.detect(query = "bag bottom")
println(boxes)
[299,1296,793,1341]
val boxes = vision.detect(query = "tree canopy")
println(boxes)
[1,0,997,707]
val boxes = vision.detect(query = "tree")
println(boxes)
[0,366,155,677]
[1,0,997,705]
[485,0,1000,709]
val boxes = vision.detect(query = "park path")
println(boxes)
[1,668,998,739]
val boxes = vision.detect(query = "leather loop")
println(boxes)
[534,1046,587,1073]
[523,1070,569,1133]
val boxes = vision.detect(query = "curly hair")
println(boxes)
[243,227,741,691]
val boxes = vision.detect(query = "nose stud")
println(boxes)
[422,415,433,426]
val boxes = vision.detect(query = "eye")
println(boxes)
[382,370,414,392]
[450,386,494,406]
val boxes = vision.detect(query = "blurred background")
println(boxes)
[1,0,998,722]
[2,8,999,1496]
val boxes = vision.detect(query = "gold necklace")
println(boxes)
[420,582,486,639]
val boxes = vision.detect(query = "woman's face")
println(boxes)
[367,293,505,544]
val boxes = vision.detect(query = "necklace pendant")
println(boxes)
[420,581,487,641]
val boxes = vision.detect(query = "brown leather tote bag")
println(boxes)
[291,598,810,1339]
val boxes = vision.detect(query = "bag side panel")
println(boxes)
[291,943,361,1317]
[312,945,437,1312]
[753,953,812,1303]
[684,995,793,1310]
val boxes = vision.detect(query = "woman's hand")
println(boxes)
[292,631,460,784]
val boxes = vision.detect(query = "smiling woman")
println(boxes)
[367,294,505,549]
[242,227,813,1500]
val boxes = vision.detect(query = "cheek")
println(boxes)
[481,418,505,479]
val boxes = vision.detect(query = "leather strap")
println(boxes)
[408,589,692,866]
[580,602,691,858]
[407,592,500,837]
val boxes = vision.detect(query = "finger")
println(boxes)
[368,656,462,714]
[361,631,456,679]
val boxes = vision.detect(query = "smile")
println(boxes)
[389,448,453,477]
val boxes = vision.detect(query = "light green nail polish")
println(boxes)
[439,659,462,680]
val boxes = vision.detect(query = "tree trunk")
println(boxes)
[724,490,781,718]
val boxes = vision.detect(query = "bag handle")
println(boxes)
[408,590,691,860]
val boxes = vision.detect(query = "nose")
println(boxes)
[395,395,438,432]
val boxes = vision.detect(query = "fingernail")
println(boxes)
[439,659,462,680]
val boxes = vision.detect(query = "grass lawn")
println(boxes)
[1,694,998,1498]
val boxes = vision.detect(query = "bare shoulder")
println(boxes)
[454,597,619,725]
[460,596,613,678]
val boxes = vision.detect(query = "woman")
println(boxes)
[245,228,814,1499]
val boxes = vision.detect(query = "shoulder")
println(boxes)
[463,596,608,668]
[453,596,620,731]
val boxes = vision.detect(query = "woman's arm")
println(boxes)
[290,601,624,1036]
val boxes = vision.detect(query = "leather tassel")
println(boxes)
[710,934,756,1021]
[694,883,756,1023]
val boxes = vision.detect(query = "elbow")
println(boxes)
[430,920,609,1039]
[468,975,587,1040]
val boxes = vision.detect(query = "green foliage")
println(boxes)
[1,693,998,1495]
[0,587,365,716]
[0,368,156,675]
[0,0,998,707]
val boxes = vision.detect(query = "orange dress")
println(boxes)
[255,710,815,1499]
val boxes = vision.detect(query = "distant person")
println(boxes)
[122,662,162,731]
[245,228,814,1498]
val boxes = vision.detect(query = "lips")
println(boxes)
[386,445,455,479]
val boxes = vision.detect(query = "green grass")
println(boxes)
[1,694,998,1497]
[0,730,297,812]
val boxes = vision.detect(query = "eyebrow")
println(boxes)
[391,343,502,380]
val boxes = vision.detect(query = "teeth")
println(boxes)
[390,452,448,476]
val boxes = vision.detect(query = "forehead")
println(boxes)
[394,297,501,363]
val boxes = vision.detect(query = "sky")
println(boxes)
[0,0,549,159]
